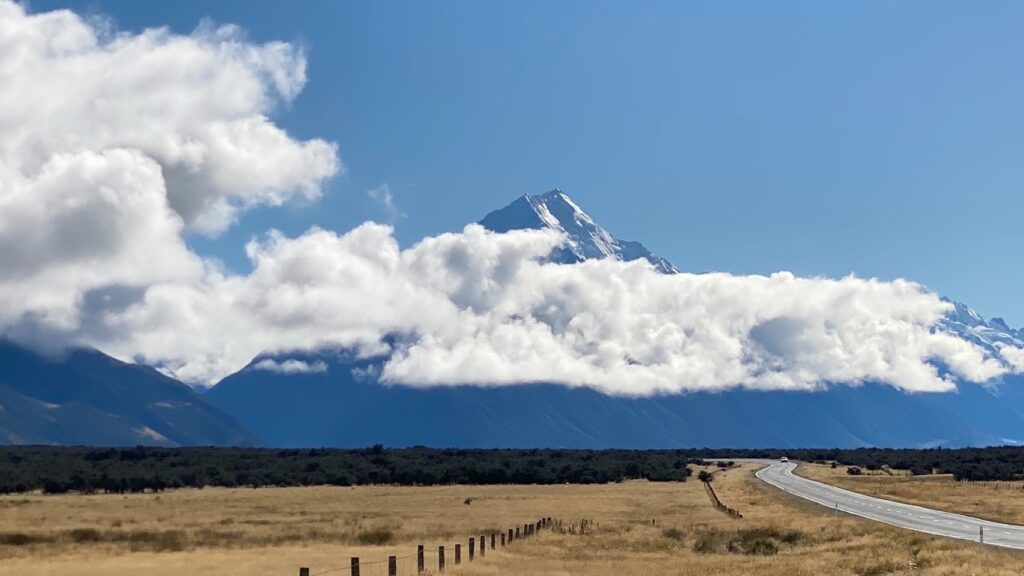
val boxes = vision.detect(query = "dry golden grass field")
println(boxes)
[798,462,1024,526]
[1,463,1020,576]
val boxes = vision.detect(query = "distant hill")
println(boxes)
[0,340,259,447]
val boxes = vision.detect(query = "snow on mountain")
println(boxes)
[479,189,680,274]
[481,189,1022,372]
[938,300,1024,359]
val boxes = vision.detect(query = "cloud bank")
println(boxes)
[86,223,1013,394]
[1,1,1022,396]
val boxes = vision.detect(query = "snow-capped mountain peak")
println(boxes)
[939,300,1024,355]
[479,189,679,274]
[481,190,1023,370]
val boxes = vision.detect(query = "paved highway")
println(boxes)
[756,460,1024,550]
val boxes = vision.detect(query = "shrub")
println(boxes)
[692,527,802,556]
[68,528,103,543]
[122,529,186,552]
[847,466,862,476]
[728,536,778,556]
[661,527,685,542]
[0,532,52,546]
[356,528,393,545]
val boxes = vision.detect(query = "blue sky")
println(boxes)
[36,0,1024,326]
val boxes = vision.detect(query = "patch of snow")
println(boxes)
[133,426,169,443]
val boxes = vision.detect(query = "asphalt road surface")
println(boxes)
[756,460,1024,550]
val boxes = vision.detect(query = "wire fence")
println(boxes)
[298,517,552,576]
[703,481,743,519]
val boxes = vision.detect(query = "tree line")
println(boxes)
[3,445,1023,494]
[0,446,698,494]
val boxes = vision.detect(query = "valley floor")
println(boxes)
[0,463,1019,576]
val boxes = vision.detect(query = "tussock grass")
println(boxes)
[855,559,906,576]
[0,463,1021,575]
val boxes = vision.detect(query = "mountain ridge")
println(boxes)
[479,189,680,274]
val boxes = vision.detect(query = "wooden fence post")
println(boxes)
[439,546,445,572]
[491,533,496,549]
[299,569,309,576]
[455,543,461,565]
[515,527,520,539]
[480,534,486,556]
[469,537,475,561]
[388,556,397,576]
[501,532,506,546]
[417,545,424,574]
[351,557,360,576]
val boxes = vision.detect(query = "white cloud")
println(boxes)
[0,1,339,237]
[367,184,406,222]
[0,0,340,333]
[998,344,1024,372]
[252,358,328,375]
[1,1,1022,398]
[86,222,1017,395]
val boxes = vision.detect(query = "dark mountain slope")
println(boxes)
[0,340,259,446]
[206,352,1007,448]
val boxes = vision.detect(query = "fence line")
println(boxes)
[702,480,743,519]
[298,516,553,576]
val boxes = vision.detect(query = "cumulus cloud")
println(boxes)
[1,1,1022,397]
[252,358,328,375]
[0,0,339,334]
[999,345,1024,372]
[82,222,1017,395]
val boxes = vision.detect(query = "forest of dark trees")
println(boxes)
[3,445,1024,494]
[781,447,1024,481]
[720,447,1024,481]
[0,446,699,494]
